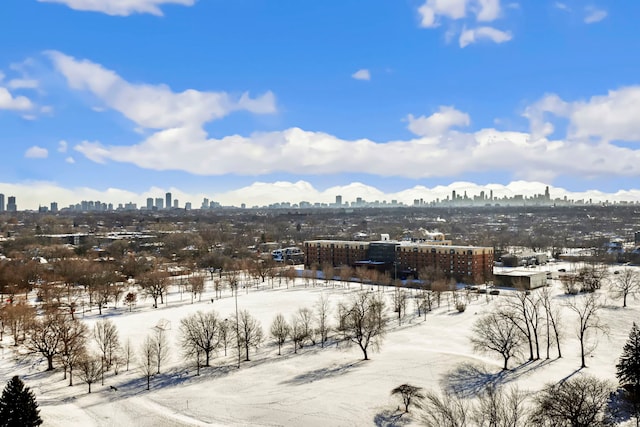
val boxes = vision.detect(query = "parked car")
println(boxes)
[489,289,500,295]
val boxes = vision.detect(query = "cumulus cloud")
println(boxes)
[37,0,195,16]
[418,0,511,47]
[459,26,512,47]
[49,52,640,186]
[526,87,640,142]
[47,51,276,130]
[0,87,33,111]
[418,0,468,27]
[352,69,371,81]
[58,140,68,152]
[554,2,570,12]
[25,146,49,159]
[475,0,501,22]
[584,7,607,24]
[65,156,75,164]
[407,106,470,137]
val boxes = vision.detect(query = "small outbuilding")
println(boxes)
[493,270,547,290]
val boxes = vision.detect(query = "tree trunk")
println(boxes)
[46,356,54,371]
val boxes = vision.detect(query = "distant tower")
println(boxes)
[146,198,153,209]
[50,202,58,213]
[173,199,179,209]
[155,198,164,210]
[452,190,456,200]
[545,186,550,201]
[165,192,172,210]
[0,193,4,211]
[490,189,493,201]
[335,195,342,206]
[7,196,17,212]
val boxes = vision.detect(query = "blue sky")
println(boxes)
[1,0,639,209]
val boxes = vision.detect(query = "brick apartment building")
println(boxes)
[304,239,493,283]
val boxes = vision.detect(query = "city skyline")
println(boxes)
[3,181,640,212]
[2,1,639,210]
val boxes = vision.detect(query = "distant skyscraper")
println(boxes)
[185,202,192,210]
[335,195,342,206]
[7,196,17,212]
[0,193,4,211]
[146,198,154,209]
[202,198,209,209]
[173,199,178,209]
[545,186,550,201]
[155,198,164,210]
[165,192,172,210]
[50,202,58,213]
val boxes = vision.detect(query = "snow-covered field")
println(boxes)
[1,263,638,426]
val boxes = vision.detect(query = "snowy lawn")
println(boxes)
[1,266,638,426]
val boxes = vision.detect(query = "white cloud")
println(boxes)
[0,71,5,82]
[7,79,38,90]
[47,51,276,130]
[0,87,33,110]
[459,26,512,47]
[407,106,470,137]
[584,7,607,24]
[418,0,468,27]
[554,2,570,12]
[352,69,371,81]
[58,140,68,153]
[25,146,49,159]
[418,0,512,47]
[526,86,640,142]
[475,0,501,22]
[37,0,195,16]
[65,156,75,164]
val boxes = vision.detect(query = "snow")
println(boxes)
[1,264,639,426]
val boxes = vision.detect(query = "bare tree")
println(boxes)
[540,286,563,359]
[179,310,221,369]
[611,269,640,308]
[578,263,609,293]
[421,389,470,427]
[26,310,63,371]
[188,274,205,304]
[77,353,103,394]
[4,302,35,346]
[391,383,424,413]
[122,338,134,372]
[315,295,331,347]
[473,385,529,427]
[93,319,120,372]
[296,307,316,346]
[392,287,408,326]
[270,313,290,355]
[152,326,170,374]
[339,291,387,360]
[139,335,155,390]
[218,319,231,356]
[57,316,88,386]
[138,270,168,308]
[471,311,523,370]
[566,293,608,368]
[237,310,263,361]
[529,375,614,427]
[290,315,307,354]
[501,292,542,361]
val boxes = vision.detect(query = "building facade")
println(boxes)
[304,239,493,283]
